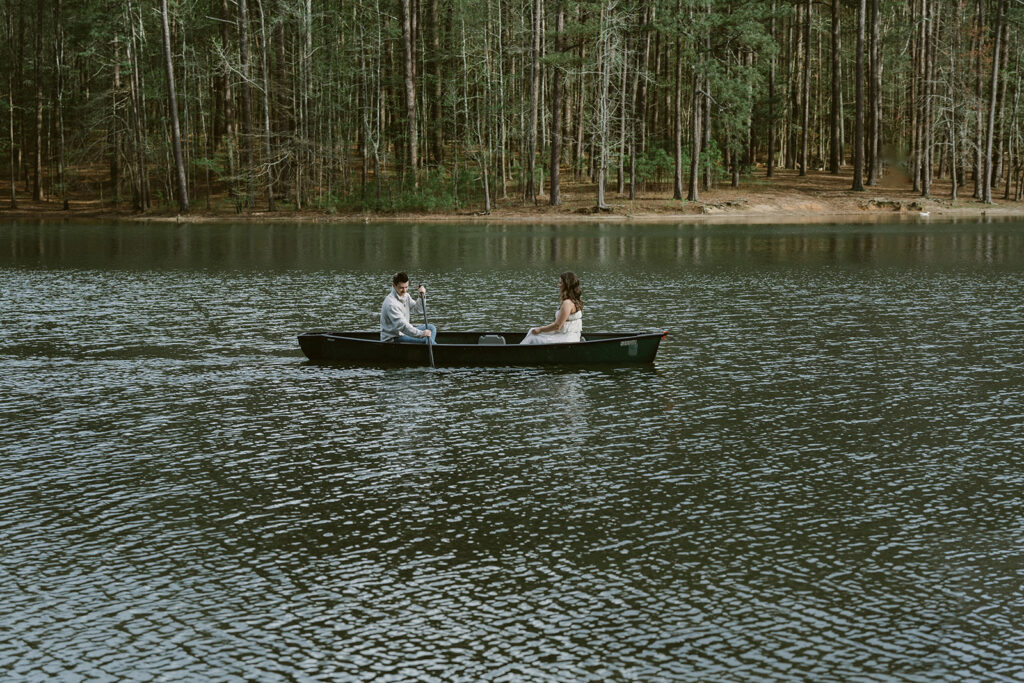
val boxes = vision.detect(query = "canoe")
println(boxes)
[297,330,667,366]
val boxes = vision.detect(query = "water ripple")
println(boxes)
[1,222,1023,680]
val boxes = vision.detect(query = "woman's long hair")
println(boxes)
[559,271,583,312]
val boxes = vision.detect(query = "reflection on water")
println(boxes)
[1,220,1023,680]
[4,219,1024,270]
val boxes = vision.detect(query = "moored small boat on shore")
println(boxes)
[298,330,667,366]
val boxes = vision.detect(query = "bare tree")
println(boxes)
[829,0,840,173]
[526,0,541,203]
[1005,42,1020,200]
[495,0,508,198]
[768,0,776,177]
[239,0,255,205]
[594,0,619,211]
[868,0,881,184]
[973,0,985,198]
[399,0,418,187]
[429,0,443,166]
[32,0,42,201]
[688,0,702,202]
[617,33,627,195]
[799,0,810,176]
[255,0,273,210]
[984,0,1007,203]
[55,0,68,209]
[217,0,236,201]
[852,0,865,191]
[6,0,16,208]
[947,2,960,201]
[673,0,683,199]
[920,0,932,196]
[460,10,491,212]
[550,1,564,206]
[109,34,121,204]
[126,0,149,210]
[160,0,189,213]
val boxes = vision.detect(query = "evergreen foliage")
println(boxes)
[0,0,1021,211]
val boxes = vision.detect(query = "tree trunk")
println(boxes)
[399,0,418,187]
[768,0,776,176]
[920,0,931,197]
[32,0,42,201]
[15,0,24,190]
[799,0,810,176]
[688,68,701,202]
[7,0,17,208]
[673,2,683,200]
[461,11,490,212]
[550,3,563,206]
[595,1,611,210]
[429,0,443,166]
[949,3,959,200]
[786,15,796,169]
[868,0,881,184]
[239,0,254,206]
[983,0,1006,203]
[55,0,67,209]
[219,0,236,198]
[908,0,919,192]
[702,79,712,190]
[993,18,1010,188]
[1005,45,1020,200]
[575,42,586,181]
[255,0,274,210]
[526,0,541,203]
[618,38,627,195]
[852,0,865,191]
[748,49,757,168]
[160,0,189,213]
[638,3,652,156]
[127,1,149,210]
[629,6,645,199]
[973,0,985,198]
[702,0,712,190]
[110,35,121,204]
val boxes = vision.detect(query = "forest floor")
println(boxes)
[2,165,1023,224]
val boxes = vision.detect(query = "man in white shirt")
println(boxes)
[380,271,436,343]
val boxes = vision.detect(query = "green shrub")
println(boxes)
[334,167,486,213]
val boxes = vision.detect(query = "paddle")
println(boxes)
[421,286,435,368]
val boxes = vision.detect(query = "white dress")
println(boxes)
[520,309,583,345]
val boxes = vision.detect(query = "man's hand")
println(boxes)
[418,285,426,295]
[422,329,432,338]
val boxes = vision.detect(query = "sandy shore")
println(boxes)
[3,168,1023,224]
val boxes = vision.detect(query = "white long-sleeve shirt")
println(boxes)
[380,287,426,341]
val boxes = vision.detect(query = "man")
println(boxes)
[380,272,436,343]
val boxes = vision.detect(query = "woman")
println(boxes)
[520,271,584,345]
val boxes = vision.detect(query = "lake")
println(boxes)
[1,219,1022,680]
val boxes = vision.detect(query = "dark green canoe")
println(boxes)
[298,330,667,366]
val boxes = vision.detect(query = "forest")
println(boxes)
[1,0,1022,215]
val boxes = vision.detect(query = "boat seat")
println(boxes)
[478,334,506,345]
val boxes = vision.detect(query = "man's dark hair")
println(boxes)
[393,272,410,287]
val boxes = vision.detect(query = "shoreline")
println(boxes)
[2,203,1019,227]
[4,168,1024,225]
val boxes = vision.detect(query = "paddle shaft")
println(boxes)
[422,289,435,368]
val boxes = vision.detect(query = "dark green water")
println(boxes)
[1,220,1022,680]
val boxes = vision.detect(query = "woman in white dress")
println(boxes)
[520,271,584,345]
